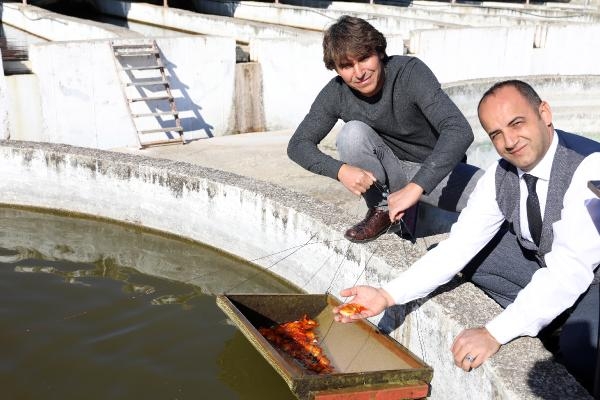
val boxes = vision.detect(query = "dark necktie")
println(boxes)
[522,173,542,246]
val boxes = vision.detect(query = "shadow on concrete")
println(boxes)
[114,42,214,140]
[157,50,215,139]
[527,356,593,399]
[170,0,241,17]
[377,276,463,335]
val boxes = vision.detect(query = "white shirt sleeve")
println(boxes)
[382,162,506,304]
[486,153,600,344]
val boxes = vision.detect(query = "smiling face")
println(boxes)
[478,85,554,172]
[335,53,384,97]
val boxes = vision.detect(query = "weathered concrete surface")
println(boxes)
[4,1,599,140]
[0,140,591,399]
[411,24,600,83]
[443,75,600,167]
[234,62,266,134]
[112,128,458,237]
[285,0,600,24]
[4,74,43,142]
[25,35,236,147]
[94,0,322,44]
[191,0,459,38]
[1,2,141,40]
[0,51,9,140]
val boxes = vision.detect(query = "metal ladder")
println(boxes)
[111,40,184,148]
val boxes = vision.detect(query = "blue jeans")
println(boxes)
[336,120,483,211]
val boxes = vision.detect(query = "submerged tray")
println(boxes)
[216,293,432,400]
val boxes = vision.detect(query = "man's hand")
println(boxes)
[451,327,501,371]
[387,182,423,222]
[337,164,377,196]
[332,286,395,323]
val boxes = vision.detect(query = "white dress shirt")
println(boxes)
[382,132,600,344]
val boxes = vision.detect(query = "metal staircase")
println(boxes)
[111,40,184,148]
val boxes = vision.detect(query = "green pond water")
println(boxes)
[0,206,299,400]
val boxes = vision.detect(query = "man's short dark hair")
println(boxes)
[478,79,542,113]
[322,15,387,71]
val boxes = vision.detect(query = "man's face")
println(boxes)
[478,86,553,172]
[335,53,384,97]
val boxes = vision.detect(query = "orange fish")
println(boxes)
[259,314,334,374]
[337,303,367,317]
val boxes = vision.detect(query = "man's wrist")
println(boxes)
[337,163,348,181]
[378,287,396,308]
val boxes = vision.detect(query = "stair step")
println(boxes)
[132,111,179,118]
[126,80,169,87]
[140,137,185,147]
[122,65,162,71]
[112,44,154,49]
[139,126,184,134]
[115,49,159,57]
[129,95,173,102]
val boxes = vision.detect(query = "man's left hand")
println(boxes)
[451,327,501,371]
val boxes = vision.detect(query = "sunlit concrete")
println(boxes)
[0,140,592,399]
[94,0,322,44]
[27,36,235,147]
[444,75,600,167]
[284,0,600,23]
[0,52,9,140]
[1,2,140,40]
[1,1,599,398]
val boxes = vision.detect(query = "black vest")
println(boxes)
[495,129,600,267]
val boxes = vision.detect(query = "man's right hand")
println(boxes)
[332,285,395,323]
[337,164,377,196]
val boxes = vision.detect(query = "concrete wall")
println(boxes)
[5,74,43,141]
[0,140,591,399]
[444,75,600,167]
[23,35,236,148]
[94,0,322,44]
[409,26,537,84]
[2,1,599,148]
[1,2,140,41]
[192,0,458,39]
[410,24,600,84]
[328,0,600,23]
[0,51,9,140]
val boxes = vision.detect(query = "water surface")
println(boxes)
[0,206,299,400]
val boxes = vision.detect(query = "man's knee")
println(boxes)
[336,120,376,157]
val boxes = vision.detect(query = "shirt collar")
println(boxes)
[517,130,558,181]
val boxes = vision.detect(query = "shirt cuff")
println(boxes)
[323,159,345,181]
[485,312,518,345]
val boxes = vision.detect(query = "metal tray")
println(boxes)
[216,293,432,400]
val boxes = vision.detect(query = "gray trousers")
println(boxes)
[464,226,599,391]
[336,120,483,211]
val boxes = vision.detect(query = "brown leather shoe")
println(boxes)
[344,208,394,243]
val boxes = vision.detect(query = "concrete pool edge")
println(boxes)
[0,140,591,399]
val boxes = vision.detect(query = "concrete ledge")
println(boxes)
[0,3,141,40]
[0,140,590,399]
[443,75,600,168]
[0,53,9,140]
[95,0,322,44]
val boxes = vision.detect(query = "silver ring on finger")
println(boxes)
[464,354,475,363]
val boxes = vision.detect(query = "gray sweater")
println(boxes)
[287,56,474,194]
